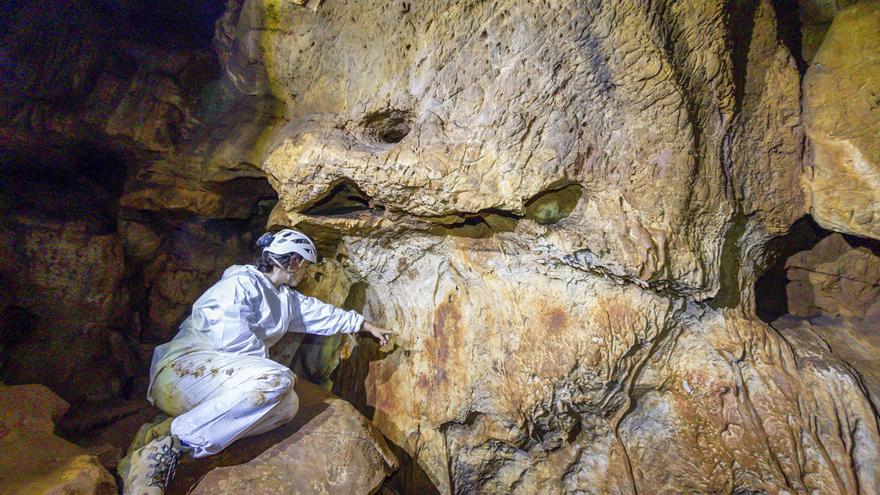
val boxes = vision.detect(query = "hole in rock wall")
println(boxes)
[754,216,880,324]
[757,218,880,409]
[430,183,582,238]
[524,182,582,225]
[754,216,828,323]
[360,108,414,144]
[431,209,520,238]
[301,179,378,216]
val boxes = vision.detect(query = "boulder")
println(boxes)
[0,383,116,494]
[165,379,396,495]
[803,1,880,240]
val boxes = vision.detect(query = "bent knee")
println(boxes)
[275,389,300,424]
[249,368,295,405]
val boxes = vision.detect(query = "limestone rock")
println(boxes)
[171,379,396,495]
[773,314,880,412]
[3,216,127,330]
[803,2,880,240]
[0,214,137,401]
[799,0,859,61]
[137,222,257,343]
[626,313,880,494]
[773,228,880,406]
[4,1,879,494]
[786,233,880,319]
[0,383,116,494]
[213,1,819,492]
[226,0,804,298]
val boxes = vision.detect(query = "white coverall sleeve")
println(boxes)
[207,278,264,354]
[287,291,364,336]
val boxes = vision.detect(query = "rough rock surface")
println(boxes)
[0,213,135,401]
[250,0,804,299]
[193,0,880,493]
[2,0,880,494]
[0,0,277,401]
[803,1,880,241]
[168,379,396,495]
[798,0,859,61]
[772,230,880,408]
[785,233,880,319]
[0,383,116,494]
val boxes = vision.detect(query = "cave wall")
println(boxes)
[2,0,879,494]
[216,0,878,493]
[0,0,277,403]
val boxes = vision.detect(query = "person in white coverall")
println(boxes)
[123,229,394,494]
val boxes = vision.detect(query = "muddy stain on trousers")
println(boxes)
[150,350,299,458]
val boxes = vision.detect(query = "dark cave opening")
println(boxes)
[88,0,226,49]
[754,216,829,323]
[754,216,880,324]
[301,179,378,217]
[0,139,131,233]
[360,108,414,145]
[770,0,808,74]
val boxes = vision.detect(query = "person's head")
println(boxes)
[255,229,319,287]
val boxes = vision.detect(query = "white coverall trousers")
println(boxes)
[149,350,299,458]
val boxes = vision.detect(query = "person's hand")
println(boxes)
[362,321,396,346]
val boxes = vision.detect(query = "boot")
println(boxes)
[123,434,186,495]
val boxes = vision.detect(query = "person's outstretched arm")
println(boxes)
[289,291,396,344]
[361,320,395,345]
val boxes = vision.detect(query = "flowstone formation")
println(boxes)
[207,0,879,493]
[1,0,879,494]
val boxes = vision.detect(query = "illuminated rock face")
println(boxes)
[206,1,879,493]
[171,380,397,495]
[2,0,880,494]
[236,0,805,297]
[803,2,880,241]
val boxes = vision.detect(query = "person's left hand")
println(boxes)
[362,321,396,346]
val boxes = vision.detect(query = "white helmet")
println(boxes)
[258,229,318,263]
